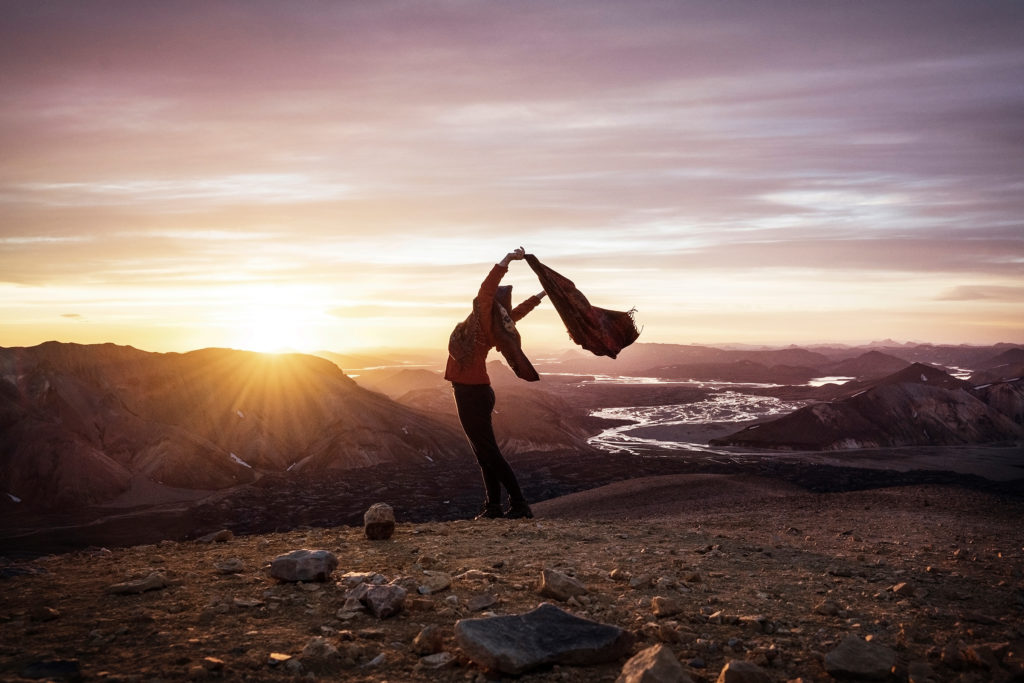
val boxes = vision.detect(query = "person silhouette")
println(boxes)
[444,247,546,519]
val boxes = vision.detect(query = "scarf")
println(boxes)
[525,254,640,359]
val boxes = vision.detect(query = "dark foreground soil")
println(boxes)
[2,475,1023,682]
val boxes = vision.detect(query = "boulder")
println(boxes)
[617,644,692,683]
[824,635,896,680]
[454,602,633,675]
[269,549,338,583]
[364,502,395,540]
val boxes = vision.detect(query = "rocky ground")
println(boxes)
[2,475,1023,682]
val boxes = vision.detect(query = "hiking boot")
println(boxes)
[474,503,504,520]
[505,500,533,519]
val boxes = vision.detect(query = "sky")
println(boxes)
[2,1,1023,355]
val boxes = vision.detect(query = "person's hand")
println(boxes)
[536,291,547,299]
[499,247,526,266]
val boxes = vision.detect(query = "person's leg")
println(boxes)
[453,383,526,506]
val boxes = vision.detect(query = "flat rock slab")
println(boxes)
[455,602,634,675]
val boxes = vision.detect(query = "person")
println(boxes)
[444,247,546,519]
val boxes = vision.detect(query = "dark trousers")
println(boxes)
[452,383,525,506]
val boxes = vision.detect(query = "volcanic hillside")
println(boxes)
[0,343,465,509]
[711,363,1024,450]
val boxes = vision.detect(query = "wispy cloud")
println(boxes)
[1,1,1022,349]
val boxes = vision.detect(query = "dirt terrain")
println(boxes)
[2,475,1022,682]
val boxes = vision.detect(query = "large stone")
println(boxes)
[364,502,395,540]
[824,635,897,680]
[269,549,338,583]
[537,568,588,601]
[716,659,772,683]
[454,602,634,675]
[617,644,692,683]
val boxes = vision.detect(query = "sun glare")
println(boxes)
[225,285,325,354]
[238,313,308,353]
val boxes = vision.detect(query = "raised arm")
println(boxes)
[498,246,526,268]
[511,290,546,321]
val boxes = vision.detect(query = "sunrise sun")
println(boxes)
[226,285,324,354]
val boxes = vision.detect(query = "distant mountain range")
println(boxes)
[1,342,465,509]
[711,363,1024,450]
[3,340,1021,514]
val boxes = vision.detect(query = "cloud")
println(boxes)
[1,1,1023,348]
[936,286,1024,302]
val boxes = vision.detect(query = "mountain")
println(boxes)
[536,342,832,377]
[969,348,1024,385]
[639,360,818,385]
[826,350,910,380]
[352,368,448,400]
[0,342,465,509]
[710,363,1024,450]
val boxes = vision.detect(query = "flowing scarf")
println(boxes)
[525,254,640,359]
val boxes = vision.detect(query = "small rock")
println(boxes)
[197,529,233,543]
[202,657,225,672]
[715,659,771,683]
[364,502,395,540]
[537,568,587,601]
[267,652,291,666]
[629,573,653,589]
[106,572,167,595]
[269,549,338,583]
[617,643,692,683]
[651,596,684,618]
[418,570,453,595]
[412,625,446,655]
[338,571,387,587]
[416,652,456,670]
[215,558,245,574]
[891,581,915,597]
[232,597,264,608]
[814,599,840,616]
[468,593,497,612]
[300,636,341,672]
[454,602,634,675]
[362,584,407,619]
[825,634,896,680]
